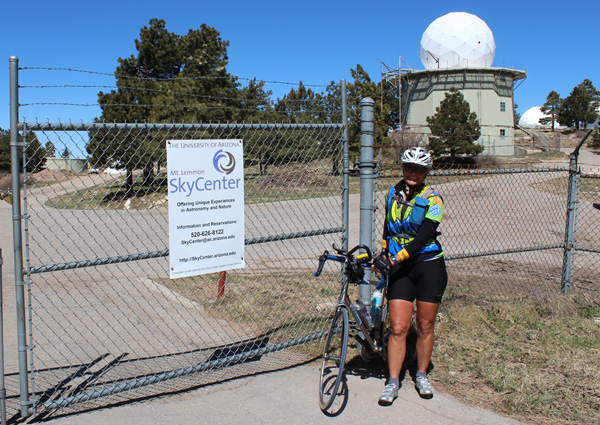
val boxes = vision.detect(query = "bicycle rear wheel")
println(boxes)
[360,302,390,364]
[379,302,391,364]
[319,304,349,411]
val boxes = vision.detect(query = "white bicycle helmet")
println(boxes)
[401,147,433,169]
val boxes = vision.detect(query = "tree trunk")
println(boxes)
[143,162,155,188]
[126,167,134,198]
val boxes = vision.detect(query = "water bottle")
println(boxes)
[354,300,373,329]
[370,289,383,324]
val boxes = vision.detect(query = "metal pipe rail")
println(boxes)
[446,243,565,261]
[19,122,345,132]
[40,330,328,413]
[28,227,344,274]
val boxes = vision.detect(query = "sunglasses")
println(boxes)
[403,164,428,174]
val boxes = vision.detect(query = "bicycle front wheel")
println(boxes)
[319,304,349,411]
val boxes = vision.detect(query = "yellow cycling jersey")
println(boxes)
[385,183,444,256]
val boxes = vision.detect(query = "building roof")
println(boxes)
[400,67,527,82]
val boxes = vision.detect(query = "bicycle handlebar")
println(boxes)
[314,244,373,277]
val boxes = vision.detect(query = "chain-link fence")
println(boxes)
[11,121,347,420]
[374,167,571,298]
[369,137,599,303]
[4,58,356,421]
[574,171,600,291]
[5,62,599,422]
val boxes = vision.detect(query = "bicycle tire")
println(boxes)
[319,304,349,411]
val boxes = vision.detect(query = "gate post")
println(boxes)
[561,130,592,294]
[0,249,6,425]
[561,152,578,293]
[341,80,349,252]
[358,98,375,304]
[10,56,31,417]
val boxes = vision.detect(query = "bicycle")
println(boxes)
[314,243,390,411]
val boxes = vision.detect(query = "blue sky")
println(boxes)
[1,0,598,130]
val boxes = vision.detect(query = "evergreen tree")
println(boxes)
[275,82,319,121]
[557,79,599,129]
[45,141,56,158]
[88,19,239,196]
[238,78,275,121]
[426,87,482,163]
[344,65,396,157]
[513,103,521,128]
[588,129,600,150]
[539,91,562,131]
[0,128,46,173]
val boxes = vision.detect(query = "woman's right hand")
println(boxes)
[372,252,390,273]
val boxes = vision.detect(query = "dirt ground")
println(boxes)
[515,128,597,149]
[0,169,78,190]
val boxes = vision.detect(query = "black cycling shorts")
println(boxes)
[386,257,448,304]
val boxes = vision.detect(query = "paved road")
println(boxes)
[40,360,528,425]
[542,146,600,173]
[9,147,600,424]
[0,185,530,425]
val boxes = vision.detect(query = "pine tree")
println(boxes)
[87,19,239,196]
[513,103,521,128]
[557,79,599,129]
[588,130,600,150]
[0,128,46,173]
[540,91,562,131]
[426,88,482,164]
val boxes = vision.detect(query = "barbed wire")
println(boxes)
[19,84,333,106]
[19,67,330,88]
[379,123,520,130]
[19,102,330,116]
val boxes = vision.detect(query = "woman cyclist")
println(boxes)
[375,147,448,405]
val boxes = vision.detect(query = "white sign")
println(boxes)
[167,139,245,278]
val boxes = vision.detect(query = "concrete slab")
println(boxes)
[41,361,527,425]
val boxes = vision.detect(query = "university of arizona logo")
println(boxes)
[213,149,236,175]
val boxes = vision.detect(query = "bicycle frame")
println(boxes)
[317,245,388,355]
[315,244,390,411]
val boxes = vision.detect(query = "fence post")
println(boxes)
[10,56,31,417]
[561,130,592,293]
[0,249,6,425]
[561,153,578,293]
[359,98,375,304]
[341,80,349,252]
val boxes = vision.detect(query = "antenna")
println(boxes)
[381,56,413,129]
[426,50,440,68]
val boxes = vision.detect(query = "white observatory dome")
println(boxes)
[420,12,496,69]
[519,106,567,129]
[519,107,547,128]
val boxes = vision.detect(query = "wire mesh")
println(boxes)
[16,122,345,417]
[372,161,588,301]
[574,172,600,294]
[8,63,599,420]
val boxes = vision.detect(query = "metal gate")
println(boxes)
[7,58,350,419]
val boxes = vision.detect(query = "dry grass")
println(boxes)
[516,128,592,150]
[434,288,600,425]
[159,263,600,425]
[156,270,351,356]
[40,160,357,209]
